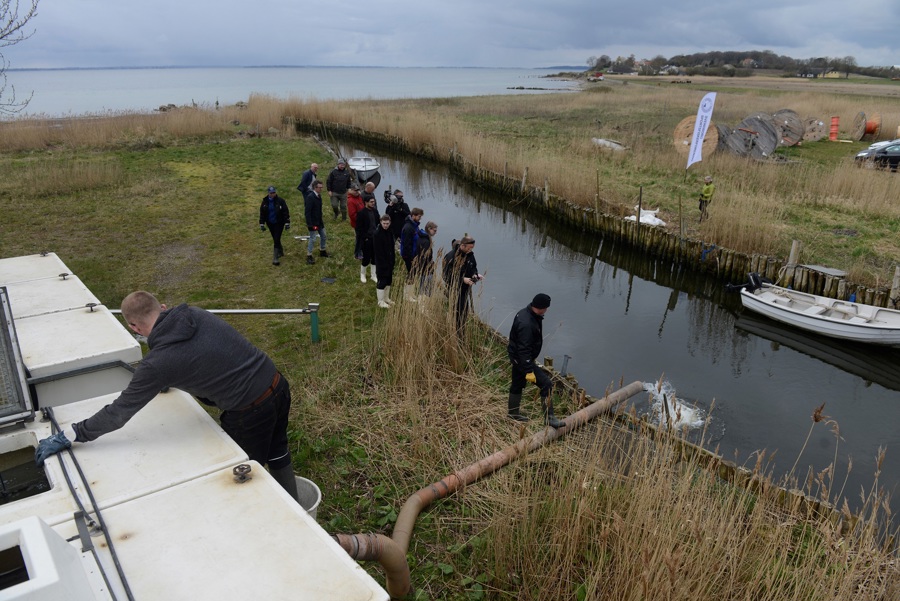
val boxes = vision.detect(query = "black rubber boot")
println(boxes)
[306,254,315,265]
[277,246,284,258]
[507,393,529,422]
[319,249,329,258]
[542,398,565,429]
[269,464,299,503]
[272,247,280,265]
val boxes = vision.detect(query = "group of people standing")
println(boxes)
[257,157,563,428]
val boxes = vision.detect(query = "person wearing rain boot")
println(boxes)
[373,214,396,308]
[258,185,290,266]
[356,194,379,283]
[506,293,564,428]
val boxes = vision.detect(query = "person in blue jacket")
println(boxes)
[259,185,290,266]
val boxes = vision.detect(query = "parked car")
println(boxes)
[855,138,900,165]
[872,143,900,172]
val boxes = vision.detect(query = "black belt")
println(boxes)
[238,372,280,411]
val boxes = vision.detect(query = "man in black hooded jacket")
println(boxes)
[506,293,564,428]
[34,290,300,501]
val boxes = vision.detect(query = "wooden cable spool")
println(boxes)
[725,114,779,159]
[802,117,827,142]
[850,111,880,141]
[772,109,804,146]
[673,115,719,157]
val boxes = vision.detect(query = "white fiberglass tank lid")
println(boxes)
[14,304,141,378]
[49,462,391,600]
[3,275,101,319]
[0,253,71,285]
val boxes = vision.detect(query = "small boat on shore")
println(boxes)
[347,156,381,185]
[738,275,900,346]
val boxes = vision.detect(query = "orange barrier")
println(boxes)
[829,116,839,141]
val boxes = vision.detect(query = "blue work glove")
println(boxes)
[35,431,72,467]
[285,222,291,230]
[259,224,266,232]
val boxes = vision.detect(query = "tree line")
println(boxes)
[586,50,898,79]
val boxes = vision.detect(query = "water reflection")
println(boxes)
[340,141,900,514]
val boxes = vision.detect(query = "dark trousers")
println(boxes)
[268,222,285,252]
[510,363,552,399]
[453,287,471,332]
[220,374,292,470]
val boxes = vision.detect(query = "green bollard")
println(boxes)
[308,303,320,342]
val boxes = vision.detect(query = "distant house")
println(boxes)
[740,58,758,68]
[823,69,843,78]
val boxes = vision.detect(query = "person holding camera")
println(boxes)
[386,189,411,241]
[442,235,482,333]
[506,293,564,428]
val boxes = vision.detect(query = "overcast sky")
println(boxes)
[5,0,899,70]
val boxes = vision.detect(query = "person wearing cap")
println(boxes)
[297,162,319,197]
[258,185,290,266]
[699,175,715,222]
[326,159,352,221]
[442,235,482,333]
[506,293,563,428]
[35,290,300,502]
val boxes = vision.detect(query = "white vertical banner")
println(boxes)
[687,92,716,169]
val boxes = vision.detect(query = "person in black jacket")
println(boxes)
[258,186,290,266]
[386,189,411,240]
[443,236,482,333]
[355,195,380,283]
[373,214,396,308]
[304,180,328,264]
[326,159,352,221]
[506,293,563,428]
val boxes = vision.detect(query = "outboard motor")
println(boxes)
[746,272,764,292]
[725,272,769,293]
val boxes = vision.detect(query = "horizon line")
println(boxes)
[8,65,583,72]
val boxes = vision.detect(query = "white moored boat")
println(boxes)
[739,277,900,347]
[346,156,380,183]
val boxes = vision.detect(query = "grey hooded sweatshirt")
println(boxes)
[74,304,276,442]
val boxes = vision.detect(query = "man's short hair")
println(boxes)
[121,291,162,323]
[365,182,375,191]
[411,207,424,217]
[380,214,391,222]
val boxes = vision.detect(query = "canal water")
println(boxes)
[339,142,900,515]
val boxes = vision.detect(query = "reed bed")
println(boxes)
[358,289,899,600]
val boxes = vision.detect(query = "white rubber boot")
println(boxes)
[369,263,376,281]
[376,288,390,308]
[384,285,395,306]
[404,283,418,302]
[360,264,367,283]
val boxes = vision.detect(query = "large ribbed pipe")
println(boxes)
[391,380,645,554]
[332,533,410,599]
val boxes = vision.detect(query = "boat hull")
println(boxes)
[739,284,900,346]
[347,156,380,183]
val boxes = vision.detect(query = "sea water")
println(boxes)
[5,66,577,118]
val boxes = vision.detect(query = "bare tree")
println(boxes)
[1,0,39,114]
